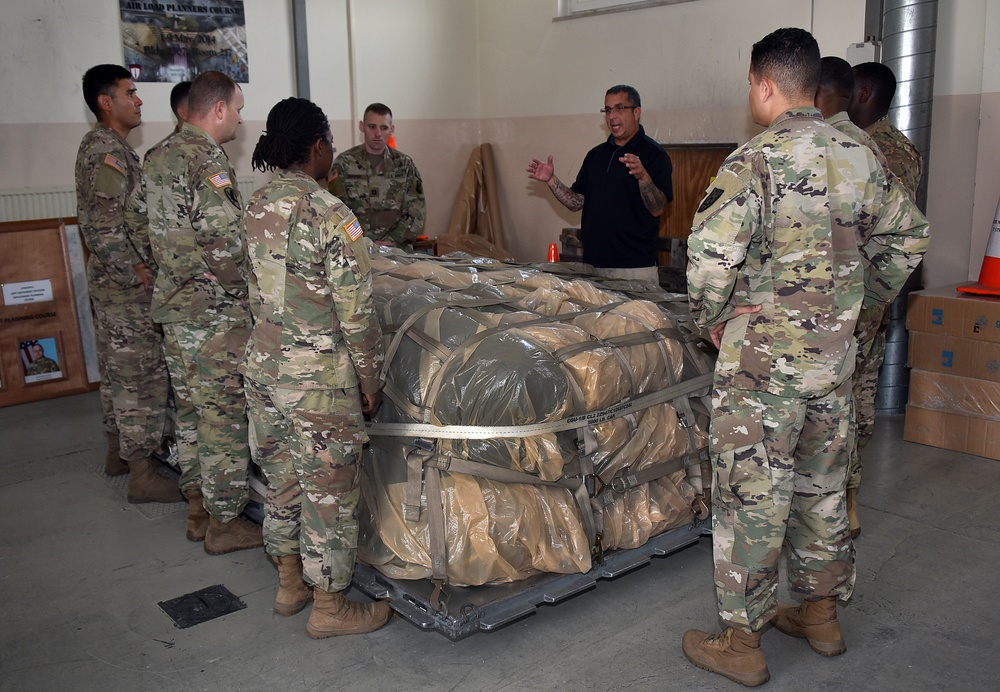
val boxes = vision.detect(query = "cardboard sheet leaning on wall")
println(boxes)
[358,250,715,587]
[442,143,507,256]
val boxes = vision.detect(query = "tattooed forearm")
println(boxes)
[639,180,667,216]
[549,178,585,211]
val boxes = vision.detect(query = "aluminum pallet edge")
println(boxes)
[352,520,708,640]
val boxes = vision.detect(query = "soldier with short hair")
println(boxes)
[139,70,261,554]
[327,102,425,251]
[244,97,391,638]
[682,28,929,686]
[75,63,176,503]
[846,60,926,539]
[849,61,924,198]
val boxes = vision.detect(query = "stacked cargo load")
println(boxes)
[358,251,715,590]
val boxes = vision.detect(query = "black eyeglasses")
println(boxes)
[600,105,637,114]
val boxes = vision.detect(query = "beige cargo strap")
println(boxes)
[366,372,714,440]
[591,448,709,511]
[400,444,597,543]
[396,441,596,612]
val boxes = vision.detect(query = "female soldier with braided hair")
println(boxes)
[241,97,390,638]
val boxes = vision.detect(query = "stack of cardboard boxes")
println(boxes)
[904,284,1000,459]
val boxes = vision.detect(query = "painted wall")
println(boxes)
[926,0,1000,288]
[476,0,867,261]
[0,0,996,287]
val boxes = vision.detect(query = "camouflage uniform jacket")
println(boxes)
[26,356,60,375]
[687,107,929,398]
[327,144,425,248]
[826,111,902,345]
[866,117,923,198]
[242,169,384,393]
[141,122,248,325]
[75,124,143,303]
[826,112,892,177]
[124,130,181,271]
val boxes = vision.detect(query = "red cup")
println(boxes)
[547,243,559,262]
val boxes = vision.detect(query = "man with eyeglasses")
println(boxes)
[527,84,672,284]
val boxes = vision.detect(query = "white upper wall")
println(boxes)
[0,0,295,127]
[477,0,867,118]
[306,0,480,126]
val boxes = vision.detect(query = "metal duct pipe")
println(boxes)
[881,0,938,212]
[873,0,939,415]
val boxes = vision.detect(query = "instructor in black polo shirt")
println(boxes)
[528,84,673,284]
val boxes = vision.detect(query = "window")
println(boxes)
[557,0,698,20]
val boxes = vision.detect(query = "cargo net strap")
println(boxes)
[365,372,713,440]
[362,254,717,591]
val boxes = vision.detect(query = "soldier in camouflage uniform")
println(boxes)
[74,64,176,504]
[850,62,924,199]
[243,97,391,638]
[682,29,929,687]
[327,102,425,251]
[138,71,261,554]
[846,61,926,539]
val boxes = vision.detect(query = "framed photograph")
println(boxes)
[20,336,64,384]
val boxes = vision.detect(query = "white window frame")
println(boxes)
[556,0,699,21]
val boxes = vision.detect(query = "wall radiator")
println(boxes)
[0,180,260,223]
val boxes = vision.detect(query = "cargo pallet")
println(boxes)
[352,521,707,640]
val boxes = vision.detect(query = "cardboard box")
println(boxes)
[907,331,1000,383]
[907,369,1000,420]
[903,404,1000,460]
[907,284,1000,343]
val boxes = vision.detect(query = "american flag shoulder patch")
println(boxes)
[209,171,232,188]
[102,154,126,174]
[344,215,364,241]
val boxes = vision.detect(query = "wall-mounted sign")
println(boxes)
[2,279,54,306]
[120,0,248,83]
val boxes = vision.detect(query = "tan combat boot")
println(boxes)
[185,490,209,542]
[682,626,770,687]
[773,596,845,656]
[306,589,392,639]
[104,433,129,476]
[204,515,263,555]
[273,555,313,616]
[846,487,861,539]
[126,457,181,504]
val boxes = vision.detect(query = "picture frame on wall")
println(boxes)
[20,335,65,385]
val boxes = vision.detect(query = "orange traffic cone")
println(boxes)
[547,243,559,262]
[387,134,396,149]
[958,195,1000,296]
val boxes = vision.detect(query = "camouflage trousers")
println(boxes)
[245,379,366,593]
[92,288,168,462]
[709,383,856,633]
[162,317,251,520]
[849,311,890,490]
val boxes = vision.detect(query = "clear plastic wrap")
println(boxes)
[358,252,714,586]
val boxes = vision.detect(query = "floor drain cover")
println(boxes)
[158,584,247,629]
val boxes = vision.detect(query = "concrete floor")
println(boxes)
[1,389,998,691]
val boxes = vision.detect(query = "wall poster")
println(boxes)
[119,0,248,83]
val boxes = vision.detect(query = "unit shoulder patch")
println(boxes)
[697,188,724,213]
[692,168,751,226]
